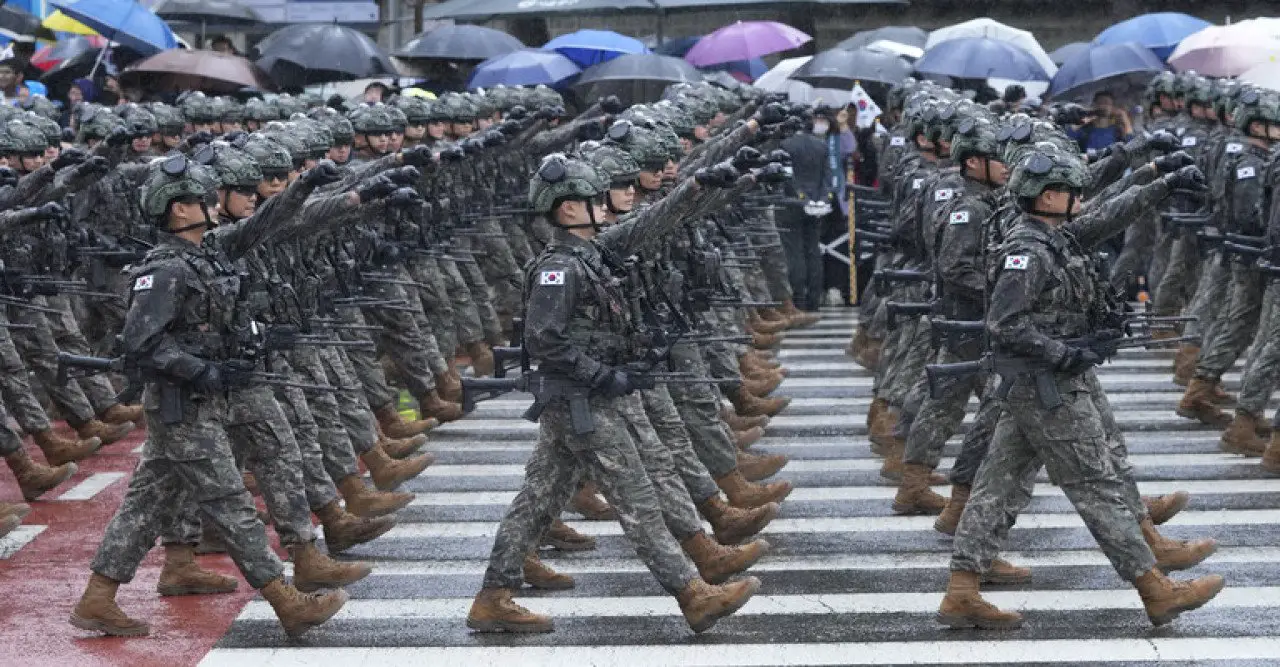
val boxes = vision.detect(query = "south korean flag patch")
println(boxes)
[1225,142,1243,154]
[1181,136,1198,147]
[132,275,154,291]
[890,136,906,147]
[949,211,970,225]
[540,270,566,286]
[1238,166,1256,180]
[933,188,954,202]
[1004,255,1029,271]
[912,178,924,190]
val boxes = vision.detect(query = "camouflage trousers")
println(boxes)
[883,315,932,408]
[667,341,740,479]
[432,255,487,348]
[705,307,746,397]
[1109,210,1158,295]
[77,270,129,358]
[406,255,460,363]
[506,220,535,268]
[480,397,699,594]
[453,237,506,346]
[45,295,122,415]
[0,313,52,434]
[1184,251,1231,344]
[948,379,1002,487]
[271,353,341,510]
[951,375,1156,581]
[309,346,379,481]
[0,403,23,456]
[93,402,283,589]
[1151,234,1201,316]
[641,384,722,504]
[1236,279,1280,417]
[1195,264,1266,381]
[1146,228,1177,296]
[476,218,525,332]
[8,298,100,426]
[618,393,705,541]
[903,347,987,470]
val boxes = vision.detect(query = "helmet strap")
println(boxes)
[170,202,214,233]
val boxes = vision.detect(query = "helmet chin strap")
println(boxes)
[170,202,215,234]
[1030,190,1078,223]
[555,198,603,232]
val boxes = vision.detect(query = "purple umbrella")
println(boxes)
[684,20,811,67]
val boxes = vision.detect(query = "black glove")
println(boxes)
[439,145,465,162]
[481,130,506,147]
[385,187,423,207]
[1163,165,1207,191]
[753,101,787,125]
[752,162,792,184]
[386,165,421,186]
[105,126,132,147]
[0,167,16,188]
[497,119,523,136]
[75,156,110,176]
[302,160,341,187]
[534,105,558,121]
[1154,150,1195,174]
[191,363,225,393]
[1145,130,1179,154]
[356,175,397,203]
[219,359,256,389]
[36,202,66,219]
[1056,346,1103,375]
[399,145,433,167]
[694,161,739,188]
[506,105,528,121]
[51,148,88,170]
[182,130,214,150]
[599,95,625,115]
[593,366,636,399]
[731,146,763,171]
[221,130,248,145]
[766,149,792,166]
[460,137,483,155]
[577,120,604,142]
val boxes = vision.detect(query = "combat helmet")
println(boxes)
[242,135,293,176]
[529,152,608,216]
[1007,144,1090,203]
[205,142,263,189]
[140,152,221,221]
[606,121,669,171]
[309,106,354,145]
[348,104,397,134]
[245,97,279,124]
[22,112,61,149]
[581,142,641,186]
[949,116,1002,165]
[75,104,125,143]
[393,95,433,126]
[1232,87,1280,137]
[180,92,219,124]
[148,103,186,136]
[19,95,59,122]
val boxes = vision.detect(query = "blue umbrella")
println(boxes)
[1094,12,1210,61]
[49,0,177,56]
[469,49,581,89]
[1050,41,1090,66]
[915,37,1050,82]
[544,29,649,68]
[1049,42,1166,101]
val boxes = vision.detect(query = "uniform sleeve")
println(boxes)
[1068,175,1172,251]
[678,122,756,181]
[597,178,702,258]
[8,166,55,206]
[987,244,1066,365]
[524,261,601,384]
[937,197,992,304]
[1227,154,1267,236]
[120,261,208,382]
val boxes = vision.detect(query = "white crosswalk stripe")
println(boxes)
[203,309,1280,666]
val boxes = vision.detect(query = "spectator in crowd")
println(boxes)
[210,35,239,55]
[364,81,390,104]
[1067,90,1133,153]
[0,60,21,101]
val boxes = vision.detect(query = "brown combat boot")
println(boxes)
[523,552,575,590]
[1209,381,1236,406]
[317,500,396,553]
[936,570,1024,629]
[362,443,434,491]
[570,481,617,521]
[892,463,949,515]
[1176,378,1230,427]
[100,403,143,426]
[438,363,463,403]
[743,372,784,397]
[699,495,778,545]
[1144,491,1190,525]
[260,577,348,638]
[737,451,787,481]
[381,432,429,460]
[69,573,151,636]
[879,441,906,482]
[290,541,373,593]
[542,519,596,551]
[856,339,882,371]
[981,559,1032,585]
[375,404,436,439]
[743,349,780,368]
[1264,432,1280,474]
[467,587,554,633]
[734,426,764,451]
[748,311,790,335]
[418,389,464,423]
[1140,518,1218,571]
[868,405,900,451]
[678,577,761,633]
[721,406,769,432]
[741,353,786,378]
[759,306,791,327]
[0,514,19,540]
[5,450,76,501]
[1221,410,1267,456]
[338,474,413,518]
[31,429,102,467]
[1135,568,1225,626]
[1172,344,1199,386]
[717,469,793,508]
[935,483,971,535]
[780,299,821,327]
[728,386,789,417]
[194,521,227,554]
[465,342,496,377]
[76,419,132,446]
[156,543,239,596]
[751,330,781,349]
[0,501,31,521]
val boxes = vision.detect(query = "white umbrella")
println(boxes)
[1168,23,1280,77]
[865,39,923,60]
[754,55,810,91]
[1238,60,1280,92]
[926,17,1057,76]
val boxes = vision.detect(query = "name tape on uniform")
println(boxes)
[1004,255,1029,270]
[540,271,566,286]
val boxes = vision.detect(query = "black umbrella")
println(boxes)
[835,25,928,51]
[0,4,55,43]
[40,45,146,100]
[575,53,702,106]
[255,24,398,87]
[422,0,655,21]
[790,48,913,88]
[152,0,261,25]
[394,24,524,61]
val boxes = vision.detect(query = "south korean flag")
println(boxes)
[1004,255,1029,270]
[540,270,566,285]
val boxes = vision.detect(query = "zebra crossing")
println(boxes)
[199,308,1280,666]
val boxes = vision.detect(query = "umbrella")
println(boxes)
[863,40,923,60]
[1239,61,1280,93]
[684,21,811,67]
[915,37,1050,82]
[468,49,581,89]
[42,11,95,35]
[49,0,178,56]
[422,0,654,21]
[756,56,810,91]
[1050,42,1090,66]
[927,17,1056,76]
[574,53,701,106]
[790,47,912,88]
[545,30,649,68]
[1167,24,1280,77]
[705,58,767,83]
[395,24,524,61]
[1048,42,1166,102]
[0,5,55,43]
[152,0,261,24]
[1094,12,1211,61]
[30,35,107,72]
[654,36,700,57]
[121,49,276,94]
[836,25,928,51]
[256,23,398,87]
